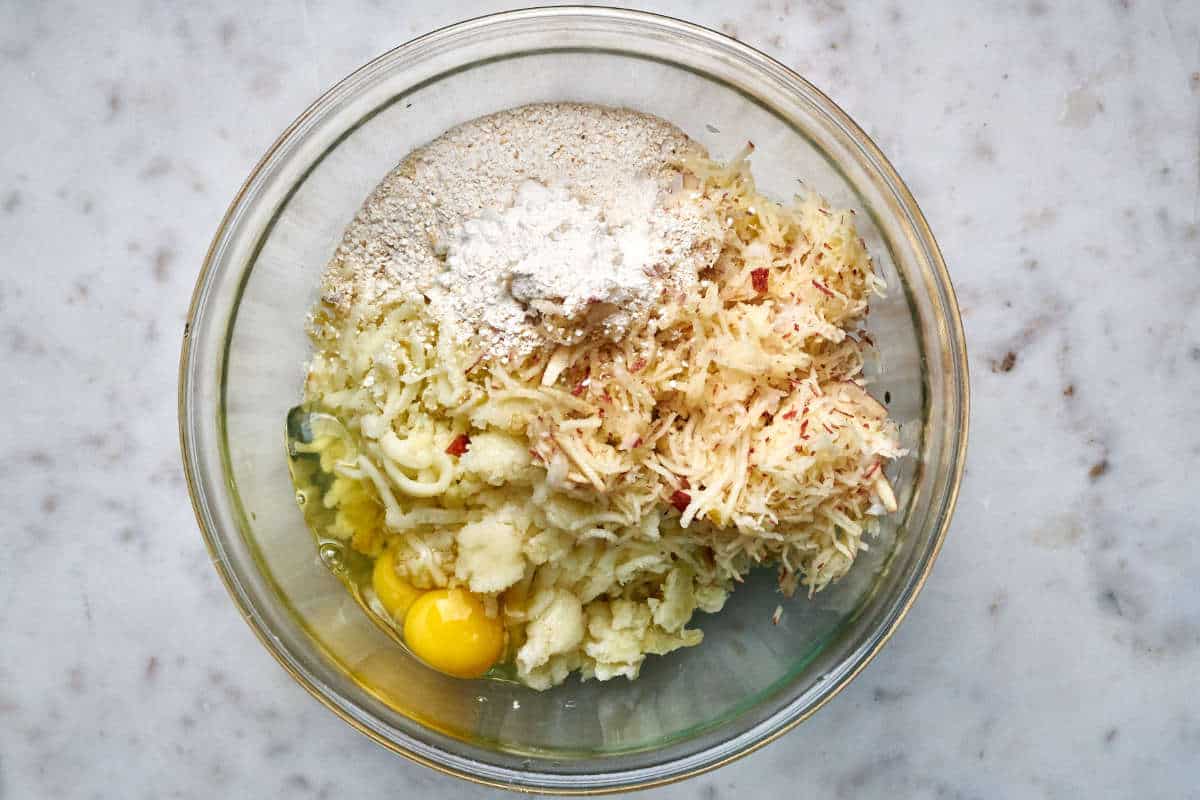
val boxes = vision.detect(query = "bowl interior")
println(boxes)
[184,9,963,792]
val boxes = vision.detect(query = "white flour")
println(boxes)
[440,180,674,346]
[322,103,722,357]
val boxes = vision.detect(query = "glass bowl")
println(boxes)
[179,7,968,793]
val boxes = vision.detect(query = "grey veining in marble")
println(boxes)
[2,1,1198,797]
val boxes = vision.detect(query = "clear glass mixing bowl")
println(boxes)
[179,7,968,793]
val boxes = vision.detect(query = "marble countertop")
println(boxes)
[3,1,1198,797]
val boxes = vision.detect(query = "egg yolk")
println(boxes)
[403,588,504,679]
[371,550,421,623]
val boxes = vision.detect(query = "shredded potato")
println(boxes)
[300,149,903,689]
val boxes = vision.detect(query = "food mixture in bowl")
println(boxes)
[286,103,903,690]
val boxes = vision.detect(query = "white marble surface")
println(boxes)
[3,1,1199,797]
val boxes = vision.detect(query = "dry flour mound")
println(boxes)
[320,103,722,357]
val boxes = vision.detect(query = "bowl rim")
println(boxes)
[179,5,969,793]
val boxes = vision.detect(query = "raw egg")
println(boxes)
[371,549,421,623]
[403,588,504,678]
